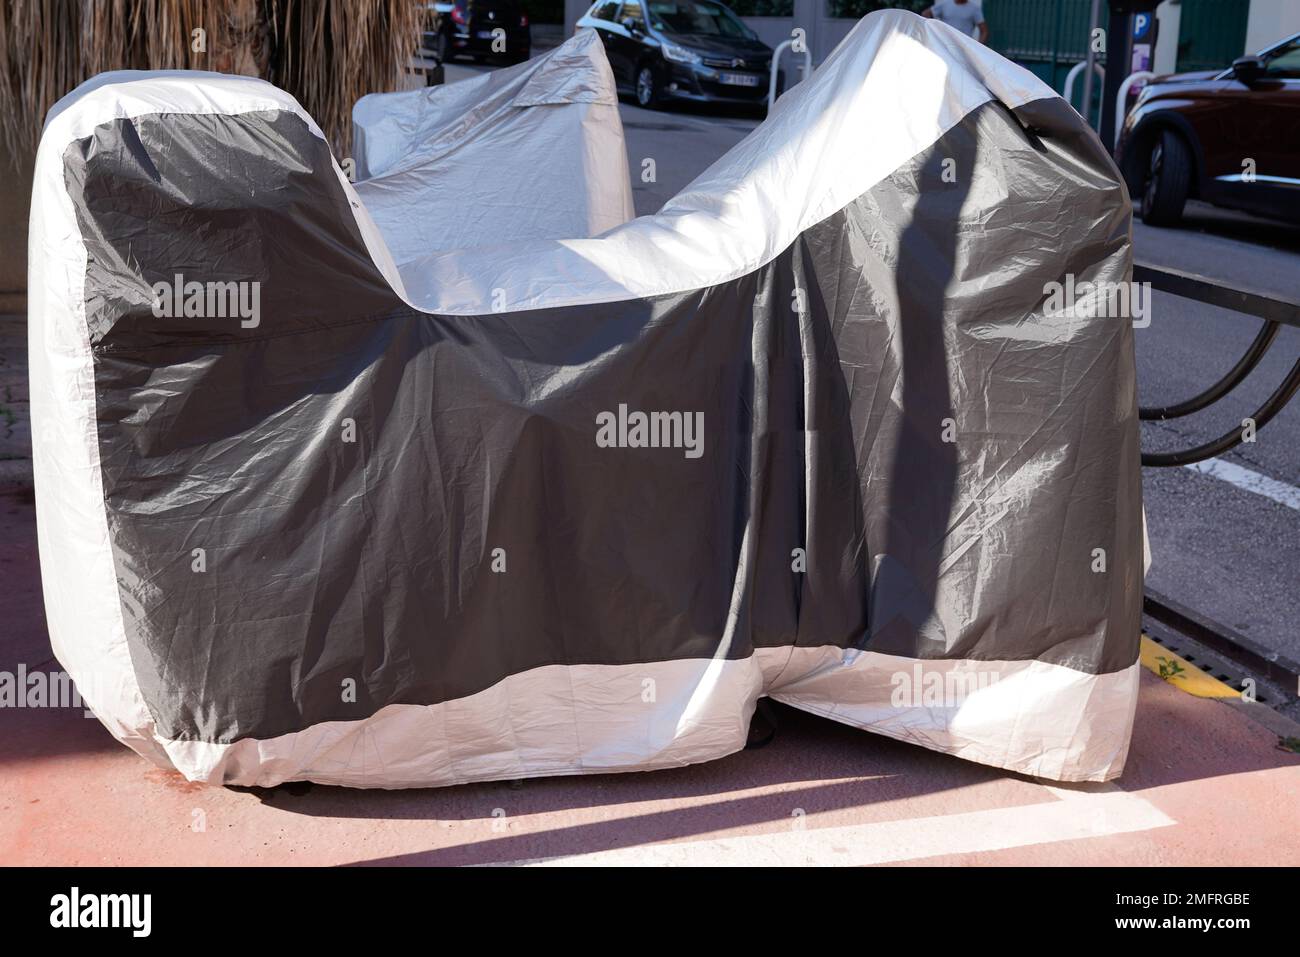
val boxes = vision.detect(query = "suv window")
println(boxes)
[592,1,620,20]
[1264,39,1300,78]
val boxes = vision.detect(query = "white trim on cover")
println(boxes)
[159,650,1138,788]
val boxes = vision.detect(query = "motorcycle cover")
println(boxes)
[29,10,1142,788]
[351,29,635,267]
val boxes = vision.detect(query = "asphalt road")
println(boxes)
[446,59,1300,666]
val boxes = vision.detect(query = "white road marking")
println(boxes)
[1185,457,1300,512]
[497,786,1174,866]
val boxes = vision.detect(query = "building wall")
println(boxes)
[565,0,590,36]
[1153,0,1181,75]
[1245,0,1300,53]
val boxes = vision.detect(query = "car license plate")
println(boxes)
[719,72,760,87]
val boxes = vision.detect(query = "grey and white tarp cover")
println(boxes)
[30,11,1142,789]
[350,29,635,265]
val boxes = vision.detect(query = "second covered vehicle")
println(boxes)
[578,0,776,109]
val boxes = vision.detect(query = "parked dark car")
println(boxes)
[577,0,777,110]
[425,0,532,64]
[1116,32,1300,226]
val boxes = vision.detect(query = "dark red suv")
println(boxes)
[1116,32,1300,226]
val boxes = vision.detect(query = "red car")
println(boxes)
[1116,32,1300,226]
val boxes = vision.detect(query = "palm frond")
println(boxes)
[0,0,420,163]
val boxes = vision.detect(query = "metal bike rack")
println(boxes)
[1062,60,1104,127]
[1135,263,1300,467]
[1113,70,1155,145]
[768,38,812,110]
[1137,264,1300,690]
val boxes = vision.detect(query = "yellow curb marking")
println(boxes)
[1140,634,1241,699]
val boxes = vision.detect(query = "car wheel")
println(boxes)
[1141,129,1192,227]
[635,65,659,108]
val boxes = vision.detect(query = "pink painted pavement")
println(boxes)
[2,486,1297,866]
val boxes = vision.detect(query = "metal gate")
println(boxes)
[987,0,1097,91]
[1175,0,1250,72]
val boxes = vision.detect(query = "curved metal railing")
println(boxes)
[1136,263,1300,467]
[768,38,812,110]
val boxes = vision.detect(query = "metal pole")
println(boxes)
[1099,4,1133,153]
[1050,0,1063,89]
[1080,0,1102,130]
[769,38,812,108]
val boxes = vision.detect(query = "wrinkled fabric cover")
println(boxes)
[351,30,634,268]
[30,11,1141,789]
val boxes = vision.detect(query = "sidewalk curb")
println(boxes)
[1139,635,1240,698]
[1224,696,1300,743]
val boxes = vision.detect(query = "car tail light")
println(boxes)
[520,14,529,26]
[450,6,466,25]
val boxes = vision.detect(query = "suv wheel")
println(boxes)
[635,65,659,108]
[1141,129,1192,227]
